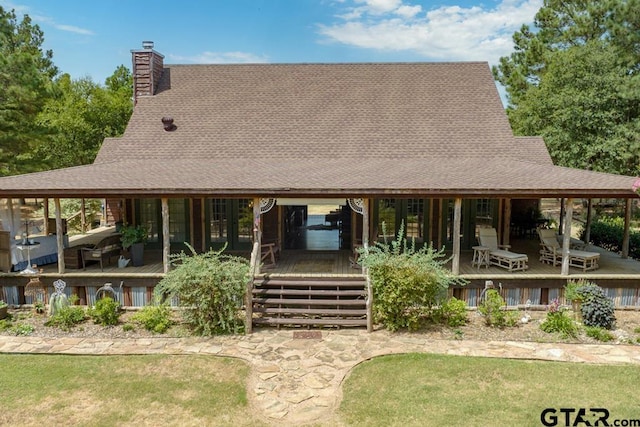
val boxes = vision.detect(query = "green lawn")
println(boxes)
[0,354,261,427]
[339,353,640,427]
[3,353,639,426]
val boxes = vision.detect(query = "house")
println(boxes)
[0,42,638,321]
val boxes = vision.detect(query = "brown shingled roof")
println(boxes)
[514,136,554,166]
[0,62,637,198]
[96,62,518,163]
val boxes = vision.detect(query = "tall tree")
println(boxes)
[493,0,640,175]
[0,6,58,176]
[35,66,133,169]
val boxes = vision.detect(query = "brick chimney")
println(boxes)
[131,41,164,104]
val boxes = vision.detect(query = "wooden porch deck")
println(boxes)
[3,233,640,285]
[456,238,640,280]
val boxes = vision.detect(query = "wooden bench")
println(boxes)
[81,234,122,271]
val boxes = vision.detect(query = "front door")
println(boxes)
[206,198,252,251]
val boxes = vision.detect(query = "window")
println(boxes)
[237,199,252,243]
[210,199,227,243]
[169,199,187,242]
[139,199,158,243]
[407,199,424,242]
[377,199,396,239]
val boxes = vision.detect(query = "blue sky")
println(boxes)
[2,0,542,85]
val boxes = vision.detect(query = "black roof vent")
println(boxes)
[161,117,177,132]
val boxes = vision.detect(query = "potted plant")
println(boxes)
[564,280,585,321]
[34,301,45,314]
[120,224,148,267]
[0,300,7,320]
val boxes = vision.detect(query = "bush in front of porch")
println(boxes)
[154,244,250,335]
[359,222,466,331]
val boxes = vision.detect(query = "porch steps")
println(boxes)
[251,276,368,328]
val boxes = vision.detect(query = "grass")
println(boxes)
[3,352,639,426]
[0,354,261,427]
[339,353,640,427]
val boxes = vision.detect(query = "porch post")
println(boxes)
[436,199,443,249]
[201,198,206,253]
[452,198,462,275]
[362,199,369,247]
[7,198,16,234]
[561,198,573,276]
[622,198,631,259]
[253,197,261,275]
[361,198,372,333]
[559,198,565,232]
[55,198,65,274]
[43,198,49,235]
[80,198,87,233]
[161,197,170,273]
[502,198,511,246]
[584,199,593,245]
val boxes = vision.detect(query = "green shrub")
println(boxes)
[154,244,249,335]
[540,299,579,338]
[435,297,468,327]
[11,323,35,336]
[88,297,121,326]
[575,283,616,329]
[584,326,615,342]
[358,222,466,331]
[131,304,174,334]
[582,217,640,259]
[0,318,13,331]
[564,280,586,303]
[478,289,517,328]
[45,306,86,331]
[122,323,135,332]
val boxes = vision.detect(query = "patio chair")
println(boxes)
[477,227,528,272]
[261,242,278,269]
[537,228,599,271]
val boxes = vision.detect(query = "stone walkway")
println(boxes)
[2,330,640,425]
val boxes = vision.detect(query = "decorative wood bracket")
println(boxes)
[259,198,276,214]
[347,198,364,215]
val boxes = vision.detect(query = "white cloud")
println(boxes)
[319,0,543,65]
[395,4,422,19]
[53,24,94,36]
[1,1,95,36]
[168,51,269,64]
[357,0,402,14]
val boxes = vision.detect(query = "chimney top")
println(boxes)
[132,41,164,103]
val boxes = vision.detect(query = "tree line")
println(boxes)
[0,6,132,177]
[493,0,639,177]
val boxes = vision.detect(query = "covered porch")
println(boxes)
[2,231,640,308]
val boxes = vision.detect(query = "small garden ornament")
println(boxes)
[49,279,69,316]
